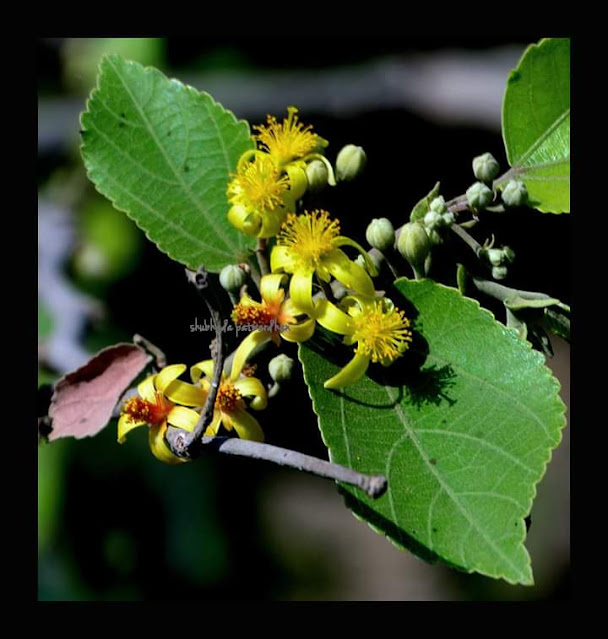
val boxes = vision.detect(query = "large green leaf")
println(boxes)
[80,55,255,272]
[500,38,570,213]
[299,279,566,584]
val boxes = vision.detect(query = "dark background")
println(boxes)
[37,36,570,601]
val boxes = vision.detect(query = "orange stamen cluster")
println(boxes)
[216,382,243,413]
[232,302,275,326]
[122,393,172,425]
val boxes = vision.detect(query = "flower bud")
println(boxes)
[501,180,528,207]
[472,152,500,183]
[219,264,247,292]
[466,181,493,211]
[503,246,515,263]
[365,217,395,252]
[268,354,295,383]
[485,248,504,267]
[397,222,431,268]
[423,210,442,229]
[430,196,447,214]
[305,160,329,192]
[491,265,508,280]
[441,211,455,227]
[335,144,367,182]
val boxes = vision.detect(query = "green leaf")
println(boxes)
[80,55,256,272]
[501,38,570,213]
[299,279,566,584]
[409,182,440,222]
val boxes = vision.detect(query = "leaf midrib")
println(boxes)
[512,107,570,168]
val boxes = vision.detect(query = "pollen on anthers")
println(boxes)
[216,383,243,412]
[277,210,340,269]
[253,107,319,165]
[228,154,289,212]
[122,393,172,425]
[352,303,413,363]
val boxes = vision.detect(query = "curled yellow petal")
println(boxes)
[148,422,186,464]
[191,360,215,384]
[230,330,272,382]
[117,414,147,444]
[280,317,316,343]
[323,352,371,390]
[204,411,222,437]
[230,408,265,443]
[258,208,288,239]
[260,273,287,302]
[324,248,375,298]
[233,376,268,411]
[270,244,292,273]
[333,236,379,276]
[164,379,207,407]
[137,375,157,402]
[315,298,354,335]
[155,364,187,394]
[166,405,201,432]
[289,270,315,315]
[227,204,250,233]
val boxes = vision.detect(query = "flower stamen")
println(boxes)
[122,392,173,425]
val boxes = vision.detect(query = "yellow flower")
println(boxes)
[118,364,206,464]
[315,296,413,389]
[191,356,268,443]
[227,152,292,239]
[230,273,316,373]
[270,210,377,315]
[253,106,326,167]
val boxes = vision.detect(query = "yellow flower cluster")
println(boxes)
[225,108,414,392]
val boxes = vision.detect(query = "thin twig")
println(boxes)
[202,436,387,499]
[255,238,270,277]
[133,334,167,370]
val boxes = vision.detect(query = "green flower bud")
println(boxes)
[466,181,493,211]
[242,211,263,236]
[428,228,443,245]
[430,196,447,214]
[441,211,455,227]
[355,252,381,276]
[397,222,431,268]
[472,152,500,183]
[335,144,367,182]
[491,265,508,280]
[268,354,295,383]
[305,159,329,192]
[365,217,395,251]
[423,210,442,229]
[501,180,528,207]
[503,246,515,263]
[486,248,504,267]
[219,265,247,292]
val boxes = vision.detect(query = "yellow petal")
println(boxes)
[289,270,315,315]
[260,273,287,303]
[117,414,147,444]
[137,375,157,402]
[227,203,250,231]
[324,249,375,298]
[230,409,265,443]
[333,236,379,276]
[191,360,215,383]
[164,379,207,407]
[148,422,186,464]
[155,364,187,394]
[234,377,268,410]
[259,208,288,239]
[270,244,292,273]
[230,330,272,381]
[281,317,316,343]
[323,352,371,390]
[204,411,222,437]
[315,298,354,335]
[167,405,200,432]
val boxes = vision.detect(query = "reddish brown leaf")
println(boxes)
[47,343,151,441]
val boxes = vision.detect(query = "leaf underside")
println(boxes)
[80,54,255,272]
[501,38,570,213]
[300,279,566,585]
